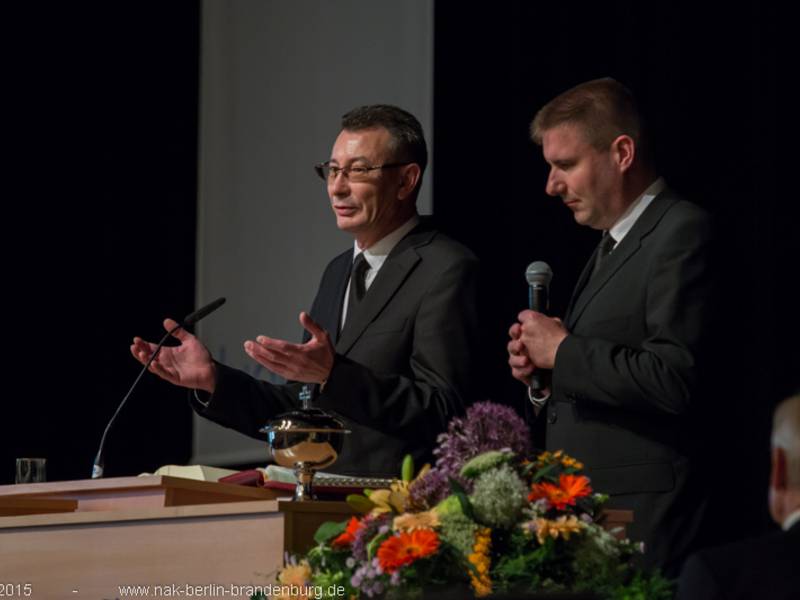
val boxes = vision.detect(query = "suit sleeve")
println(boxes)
[675,553,722,600]
[188,254,349,439]
[553,210,716,415]
[314,255,479,446]
[189,362,307,439]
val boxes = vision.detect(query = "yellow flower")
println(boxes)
[533,449,584,471]
[367,464,431,515]
[468,527,492,597]
[277,560,311,585]
[367,487,408,514]
[561,455,584,469]
[393,509,441,532]
[531,515,586,545]
[274,560,312,599]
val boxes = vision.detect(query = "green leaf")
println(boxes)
[313,520,348,545]
[346,493,376,514]
[434,494,463,516]
[460,450,512,478]
[401,454,414,482]
[532,462,559,482]
[367,531,390,559]
[448,477,475,521]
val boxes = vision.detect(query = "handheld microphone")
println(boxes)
[524,262,552,395]
[91,297,226,479]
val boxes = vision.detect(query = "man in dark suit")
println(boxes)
[676,393,800,599]
[131,105,479,477]
[507,78,717,575]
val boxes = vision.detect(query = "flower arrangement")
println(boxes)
[260,402,672,599]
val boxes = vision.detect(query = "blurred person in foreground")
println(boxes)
[676,392,800,599]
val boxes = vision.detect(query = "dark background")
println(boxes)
[6,2,796,537]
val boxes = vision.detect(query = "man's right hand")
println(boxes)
[508,322,535,385]
[130,318,217,393]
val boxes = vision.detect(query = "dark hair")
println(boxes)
[531,78,652,166]
[341,104,428,176]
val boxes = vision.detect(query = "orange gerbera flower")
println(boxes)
[332,516,364,548]
[528,474,592,510]
[377,529,440,573]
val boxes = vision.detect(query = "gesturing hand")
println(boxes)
[130,318,217,393]
[244,312,334,384]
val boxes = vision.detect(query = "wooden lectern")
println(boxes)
[0,476,289,599]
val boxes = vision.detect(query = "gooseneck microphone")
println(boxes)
[182,296,226,327]
[525,262,553,395]
[91,297,226,479]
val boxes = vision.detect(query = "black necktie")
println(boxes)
[592,232,616,276]
[345,253,370,324]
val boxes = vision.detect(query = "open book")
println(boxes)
[140,464,393,493]
[139,464,239,482]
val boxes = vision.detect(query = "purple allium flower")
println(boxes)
[410,401,531,505]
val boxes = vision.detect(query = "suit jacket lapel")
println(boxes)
[565,191,678,329]
[305,251,351,345]
[564,242,602,323]
[335,221,433,355]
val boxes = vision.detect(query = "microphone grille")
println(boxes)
[525,261,553,287]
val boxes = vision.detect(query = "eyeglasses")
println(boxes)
[314,161,411,182]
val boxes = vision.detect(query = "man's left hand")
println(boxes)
[517,310,569,370]
[244,312,334,384]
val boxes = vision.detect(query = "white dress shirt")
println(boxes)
[340,215,420,329]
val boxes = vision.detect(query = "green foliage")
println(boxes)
[448,477,476,521]
[530,461,558,482]
[612,570,674,600]
[366,531,389,560]
[460,450,512,478]
[402,454,415,482]
[313,520,347,545]
[346,493,375,514]
[434,493,463,517]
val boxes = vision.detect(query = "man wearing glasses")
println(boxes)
[131,105,479,477]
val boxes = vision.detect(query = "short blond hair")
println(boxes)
[531,77,652,165]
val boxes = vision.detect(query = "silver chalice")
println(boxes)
[260,407,350,501]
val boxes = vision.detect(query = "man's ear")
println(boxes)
[611,135,636,173]
[771,446,788,491]
[397,163,421,201]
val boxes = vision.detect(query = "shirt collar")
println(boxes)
[608,177,666,244]
[784,507,800,531]
[352,214,420,269]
